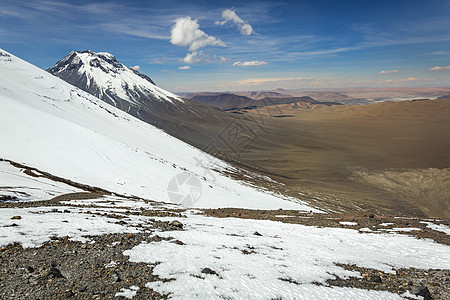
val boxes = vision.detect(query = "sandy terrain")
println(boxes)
[219,99,450,218]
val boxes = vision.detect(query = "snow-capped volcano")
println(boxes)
[0,48,310,210]
[47,50,182,106]
[48,50,235,145]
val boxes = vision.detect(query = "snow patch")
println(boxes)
[339,221,358,226]
[115,286,139,299]
[124,214,450,299]
[421,221,450,235]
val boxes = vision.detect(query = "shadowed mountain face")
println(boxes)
[47,51,235,146]
[186,92,335,111]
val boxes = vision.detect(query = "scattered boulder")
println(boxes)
[201,268,218,276]
[170,220,183,229]
[370,275,382,283]
[253,231,262,236]
[48,266,64,278]
[412,284,432,300]
[11,216,21,220]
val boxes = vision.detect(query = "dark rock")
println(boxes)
[412,284,432,300]
[64,289,74,297]
[369,214,374,219]
[170,220,183,229]
[370,275,382,283]
[26,266,35,273]
[48,266,64,278]
[253,231,262,236]
[201,268,218,276]
[10,216,21,220]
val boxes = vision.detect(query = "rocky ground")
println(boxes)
[1,194,449,299]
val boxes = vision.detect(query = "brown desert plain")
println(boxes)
[210,98,450,218]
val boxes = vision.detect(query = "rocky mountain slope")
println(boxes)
[0,48,310,210]
[47,51,236,146]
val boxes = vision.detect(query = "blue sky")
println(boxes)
[1,0,449,92]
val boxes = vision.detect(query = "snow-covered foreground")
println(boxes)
[0,48,314,211]
[0,206,143,248]
[1,196,449,299]
[125,213,450,300]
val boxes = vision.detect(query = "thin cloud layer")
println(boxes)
[171,17,225,51]
[215,9,255,36]
[178,65,191,70]
[233,61,268,66]
[130,65,140,70]
[429,66,450,71]
[183,51,210,64]
[379,70,398,74]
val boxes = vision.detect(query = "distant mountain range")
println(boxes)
[185,92,338,111]
[437,94,450,100]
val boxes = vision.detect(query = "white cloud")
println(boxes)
[215,9,256,36]
[379,77,418,83]
[429,66,450,71]
[130,65,140,71]
[233,61,268,66]
[379,70,398,74]
[183,51,211,64]
[171,16,225,51]
[178,65,191,70]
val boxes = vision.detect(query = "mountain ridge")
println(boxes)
[47,50,241,148]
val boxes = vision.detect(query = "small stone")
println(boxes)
[113,273,122,282]
[11,216,21,220]
[201,268,218,276]
[64,289,74,297]
[253,231,262,236]
[369,214,375,219]
[370,275,382,283]
[170,220,183,229]
[412,284,432,300]
[48,266,64,278]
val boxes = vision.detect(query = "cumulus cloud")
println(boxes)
[429,66,450,71]
[379,70,398,74]
[178,65,191,70]
[130,65,140,70]
[233,61,268,66]
[215,9,255,36]
[171,16,226,51]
